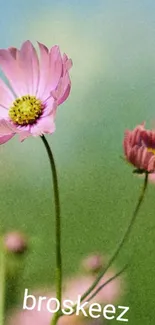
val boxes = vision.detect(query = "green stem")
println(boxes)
[60,172,148,316]
[0,245,5,325]
[79,172,148,303]
[81,172,148,302]
[51,313,59,325]
[41,136,62,325]
[87,262,128,303]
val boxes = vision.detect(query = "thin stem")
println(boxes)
[41,136,62,325]
[87,263,128,303]
[61,264,128,317]
[80,172,148,303]
[78,172,148,303]
[51,313,59,325]
[0,245,5,325]
[59,172,148,317]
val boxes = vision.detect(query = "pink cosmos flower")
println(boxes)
[123,124,155,173]
[0,41,72,143]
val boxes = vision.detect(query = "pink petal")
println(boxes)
[0,78,15,108]
[148,155,155,172]
[42,96,57,117]
[37,42,50,99]
[142,129,155,149]
[0,119,16,135]
[51,72,71,105]
[18,41,39,95]
[0,106,9,118]
[136,146,145,169]
[132,128,140,146]
[63,53,73,71]
[38,46,62,101]
[58,74,71,105]
[0,133,14,144]
[0,49,26,96]
[30,114,55,136]
[49,46,62,90]
[19,130,31,142]
[15,124,30,132]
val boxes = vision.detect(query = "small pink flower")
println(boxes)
[123,124,155,173]
[81,254,105,274]
[3,231,27,254]
[0,41,72,143]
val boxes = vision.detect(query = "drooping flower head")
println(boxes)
[123,124,155,173]
[0,41,72,143]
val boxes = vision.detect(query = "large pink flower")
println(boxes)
[0,41,72,143]
[123,124,155,172]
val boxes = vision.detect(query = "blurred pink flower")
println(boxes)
[80,254,123,304]
[6,291,101,325]
[123,124,155,172]
[3,231,27,254]
[64,271,122,306]
[7,310,100,325]
[6,254,123,325]
[81,254,105,274]
[0,41,72,143]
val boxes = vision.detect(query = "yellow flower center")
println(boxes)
[148,148,155,155]
[9,95,43,125]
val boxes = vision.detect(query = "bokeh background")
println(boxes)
[1,0,155,323]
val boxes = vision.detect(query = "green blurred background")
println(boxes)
[1,0,155,323]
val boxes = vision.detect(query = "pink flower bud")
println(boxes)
[82,254,105,273]
[3,231,27,254]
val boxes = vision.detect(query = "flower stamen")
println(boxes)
[9,95,43,125]
[148,148,155,155]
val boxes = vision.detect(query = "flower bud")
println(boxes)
[3,231,27,254]
[82,254,104,274]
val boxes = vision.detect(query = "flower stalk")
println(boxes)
[41,136,62,325]
[60,172,148,316]
[78,172,149,304]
